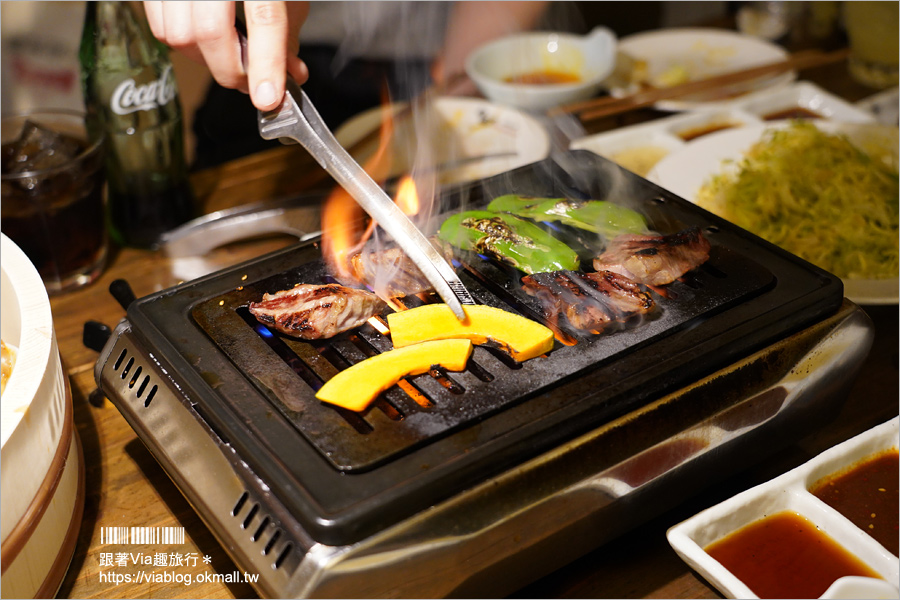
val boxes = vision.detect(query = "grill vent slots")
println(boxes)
[231,491,295,571]
[111,347,159,407]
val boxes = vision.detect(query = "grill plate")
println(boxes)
[191,245,774,471]
[120,152,842,545]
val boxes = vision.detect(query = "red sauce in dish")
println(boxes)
[810,448,899,556]
[504,70,580,85]
[705,511,882,599]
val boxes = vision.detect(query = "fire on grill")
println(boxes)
[237,94,723,413]
[249,167,712,339]
[238,86,726,410]
[246,172,714,412]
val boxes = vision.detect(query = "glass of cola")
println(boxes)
[1,110,107,295]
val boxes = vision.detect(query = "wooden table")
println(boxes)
[55,55,897,599]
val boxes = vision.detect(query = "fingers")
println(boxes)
[191,2,246,92]
[153,1,206,65]
[141,1,309,110]
[285,1,310,85]
[143,2,165,40]
[244,1,295,110]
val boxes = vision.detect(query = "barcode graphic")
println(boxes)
[100,526,185,545]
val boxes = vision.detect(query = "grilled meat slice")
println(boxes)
[347,238,455,298]
[249,283,387,339]
[522,270,654,333]
[592,227,711,286]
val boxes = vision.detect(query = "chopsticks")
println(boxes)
[554,47,851,122]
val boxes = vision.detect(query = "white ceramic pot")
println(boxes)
[1,233,84,598]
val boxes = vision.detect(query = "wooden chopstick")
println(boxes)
[553,47,850,122]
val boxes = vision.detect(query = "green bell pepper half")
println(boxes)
[486,194,648,238]
[439,210,580,274]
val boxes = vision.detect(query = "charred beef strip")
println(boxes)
[522,270,655,334]
[348,239,455,298]
[249,283,387,340]
[592,227,711,286]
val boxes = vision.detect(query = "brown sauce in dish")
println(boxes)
[705,511,882,599]
[676,122,737,141]
[810,448,899,556]
[763,107,823,120]
[504,70,580,85]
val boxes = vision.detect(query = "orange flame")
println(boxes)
[321,102,397,282]
[321,91,440,301]
[367,315,390,335]
[394,175,420,216]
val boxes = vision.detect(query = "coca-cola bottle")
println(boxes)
[79,1,195,248]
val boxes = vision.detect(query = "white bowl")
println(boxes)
[465,26,617,111]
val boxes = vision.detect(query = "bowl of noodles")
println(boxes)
[649,120,899,304]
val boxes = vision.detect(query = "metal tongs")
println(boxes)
[236,26,474,320]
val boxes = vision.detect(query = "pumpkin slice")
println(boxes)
[316,338,473,412]
[387,304,554,362]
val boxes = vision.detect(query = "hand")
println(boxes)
[143,1,309,111]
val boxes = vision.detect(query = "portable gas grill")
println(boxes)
[94,151,874,598]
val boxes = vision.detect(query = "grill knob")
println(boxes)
[109,279,137,309]
[83,320,112,352]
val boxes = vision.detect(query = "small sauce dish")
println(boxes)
[667,417,899,599]
[465,27,617,111]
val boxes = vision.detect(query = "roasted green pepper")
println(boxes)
[487,194,648,238]
[439,210,580,274]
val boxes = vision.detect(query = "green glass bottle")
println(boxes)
[79,1,195,248]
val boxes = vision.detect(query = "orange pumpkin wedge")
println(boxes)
[315,338,473,412]
[387,304,554,362]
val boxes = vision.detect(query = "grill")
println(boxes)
[95,152,873,598]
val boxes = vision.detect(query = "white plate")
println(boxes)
[571,107,762,176]
[612,28,794,111]
[734,80,878,123]
[572,81,876,178]
[667,417,900,599]
[856,86,900,127]
[648,121,899,305]
[334,97,550,185]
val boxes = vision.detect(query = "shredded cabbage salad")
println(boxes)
[697,121,899,279]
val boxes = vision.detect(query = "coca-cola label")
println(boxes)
[110,64,175,115]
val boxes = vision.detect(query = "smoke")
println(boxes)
[317,1,658,302]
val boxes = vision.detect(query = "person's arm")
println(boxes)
[433,1,550,96]
[143,1,309,111]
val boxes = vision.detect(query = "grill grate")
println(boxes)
[190,239,776,472]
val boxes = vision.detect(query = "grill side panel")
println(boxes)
[95,322,310,597]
